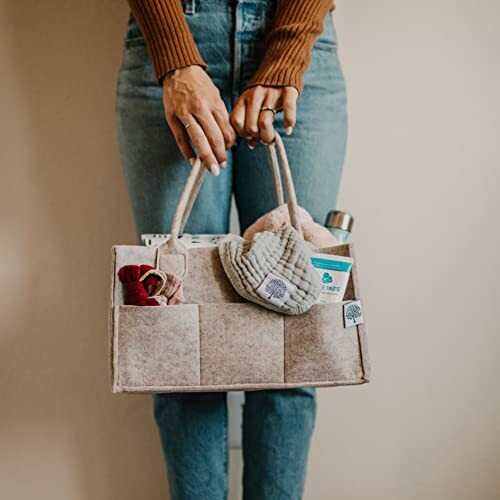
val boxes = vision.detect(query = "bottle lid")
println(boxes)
[325,210,354,232]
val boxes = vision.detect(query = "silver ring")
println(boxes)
[184,120,197,130]
[260,106,277,115]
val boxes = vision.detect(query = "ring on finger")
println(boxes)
[183,120,197,130]
[260,106,277,115]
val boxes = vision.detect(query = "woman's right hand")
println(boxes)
[162,65,236,176]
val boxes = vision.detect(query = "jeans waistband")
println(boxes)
[182,0,273,15]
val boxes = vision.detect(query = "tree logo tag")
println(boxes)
[343,300,364,327]
[256,272,295,307]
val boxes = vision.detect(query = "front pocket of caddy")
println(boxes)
[199,303,284,386]
[115,304,200,390]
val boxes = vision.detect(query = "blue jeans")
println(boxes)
[116,1,347,499]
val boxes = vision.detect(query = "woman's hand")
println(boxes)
[230,85,299,146]
[163,65,236,176]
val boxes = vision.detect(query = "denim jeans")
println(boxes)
[116,1,347,499]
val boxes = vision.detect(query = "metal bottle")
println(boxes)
[324,210,354,243]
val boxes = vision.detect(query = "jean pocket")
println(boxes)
[124,14,146,47]
[314,11,338,52]
[314,39,337,52]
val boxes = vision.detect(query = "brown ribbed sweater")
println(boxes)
[128,0,334,94]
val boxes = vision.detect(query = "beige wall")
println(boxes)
[0,0,499,499]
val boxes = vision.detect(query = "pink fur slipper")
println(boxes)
[243,204,339,248]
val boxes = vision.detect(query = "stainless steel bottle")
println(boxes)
[324,210,354,243]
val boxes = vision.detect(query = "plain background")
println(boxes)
[1,0,499,499]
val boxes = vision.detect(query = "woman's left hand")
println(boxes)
[230,85,299,146]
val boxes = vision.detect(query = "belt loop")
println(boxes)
[184,0,196,15]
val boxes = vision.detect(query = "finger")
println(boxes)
[282,87,298,135]
[213,105,237,150]
[194,110,228,167]
[181,115,220,176]
[245,87,266,139]
[230,97,249,138]
[167,114,196,163]
[258,94,279,145]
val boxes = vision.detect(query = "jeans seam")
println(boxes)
[232,2,242,101]
[282,316,285,383]
[224,397,229,500]
[330,10,338,48]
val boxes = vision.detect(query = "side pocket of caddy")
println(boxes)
[284,302,365,385]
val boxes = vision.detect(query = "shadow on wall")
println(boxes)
[0,1,169,498]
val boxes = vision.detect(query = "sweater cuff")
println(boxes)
[128,0,207,83]
[245,0,332,95]
[244,36,309,95]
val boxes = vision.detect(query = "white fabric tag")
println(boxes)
[256,272,295,308]
[343,300,364,327]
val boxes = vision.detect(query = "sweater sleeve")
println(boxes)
[127,0,207,82]
[246,0,334,94]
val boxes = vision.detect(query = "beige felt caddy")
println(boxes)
[109,134,371,394]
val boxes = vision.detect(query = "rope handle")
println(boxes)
[270,132,303,238]
[158,130,302,261]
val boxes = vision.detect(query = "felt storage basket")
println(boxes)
[109,134,371,393]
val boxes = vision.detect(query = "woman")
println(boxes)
[116,0,347,498]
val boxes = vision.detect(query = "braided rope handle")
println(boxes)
[159,130,302,262]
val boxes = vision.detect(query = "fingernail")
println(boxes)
[220,161,227,169]
[189,157,195,166]
[285,126,293,136]
[209,163,220,176]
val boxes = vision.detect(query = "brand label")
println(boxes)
[343,300,364,327]
[256,272,295,308]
